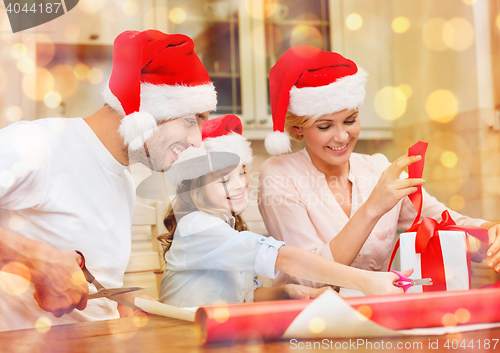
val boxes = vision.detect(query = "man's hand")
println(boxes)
[31,249,89,317]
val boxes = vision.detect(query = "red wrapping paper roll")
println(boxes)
[195,287,500,344]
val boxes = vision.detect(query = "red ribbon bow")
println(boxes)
[389,142,488,292]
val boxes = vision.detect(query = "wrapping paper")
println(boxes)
[135,298,196,322]
[194,288,500,344]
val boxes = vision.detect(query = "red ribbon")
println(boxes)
[389,142,489,292]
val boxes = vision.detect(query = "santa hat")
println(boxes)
[167,114,253,188]
[266,46,367,155]
[102,30,217,150]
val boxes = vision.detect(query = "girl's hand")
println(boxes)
[366,155,425,218]
[362,269,414,296]
[285,284,330,300]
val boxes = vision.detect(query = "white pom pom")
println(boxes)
[265,131,291,155]
[118,111,158,150]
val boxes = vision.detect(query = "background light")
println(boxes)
[345,13,363,31]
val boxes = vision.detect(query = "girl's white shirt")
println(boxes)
[159,211,285,307]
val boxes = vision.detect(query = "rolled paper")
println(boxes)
[194,287,500,344]
[195,298,311,344]
[135,298,196,322]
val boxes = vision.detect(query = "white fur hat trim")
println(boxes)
[118,111,158,150]
[102,81,217,120]
[265,130,291,156]
[289,68,368,119]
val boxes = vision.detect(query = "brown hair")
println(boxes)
[284,111,315,142]
[158,174,249,258]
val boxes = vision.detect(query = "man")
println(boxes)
[0,29,217,331]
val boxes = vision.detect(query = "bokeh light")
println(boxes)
[79,0,107,13]
[123,1,138,17]
[87,68,104,84]
[132,311,149,327]
[44,92,62,108]
[308,317,325,334]
[22,67,54,101]
[374,86,407,121]
[345,13,363,31]
[0,170,15,189]
[65,24,81,41]
[11,161,29,178]
[74,63,90,80]
[35,318,52,334]
[426,90,458,123]
[6,106,23,122]
[9,215,25,231]
[392,17,410,33]
[71,270,86,286]
[290,25,322,48]
[449,195,466,211]
[463,0,478,5]
[443,18,474,51]
[213,300,230,323]
[169,7,186,24]
[0,262,31,296]
[455,308,470,324]
[398,84,412,99]
[11,43,27,59]
[17,57,35,73]
[51,64,79,98]
[422,18,448,51]
[440,150,458,168]
[497,14,500,30]
[442,313,457,327]
[356,305,373,320]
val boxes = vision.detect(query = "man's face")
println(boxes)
[129,111,209,172]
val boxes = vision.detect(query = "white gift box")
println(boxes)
[400,230,470,293]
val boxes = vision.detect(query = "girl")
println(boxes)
[158,114,408,308]
[258,46,500,289]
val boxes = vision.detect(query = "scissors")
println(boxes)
[391,270,433,293]
[76,251,145,311]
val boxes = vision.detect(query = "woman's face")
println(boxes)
[203,164,249,215]
[293,109,360,167]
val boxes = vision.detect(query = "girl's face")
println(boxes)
[292,109,360,167]
[204,164,249,215]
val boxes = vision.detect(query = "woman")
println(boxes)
[258,46,500,288]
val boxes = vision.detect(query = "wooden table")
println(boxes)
[1,315,499,353]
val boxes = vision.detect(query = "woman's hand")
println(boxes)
[284,284,330,300]
[365,155,425,218]
[486,224,500,272]
[361,269,414,296]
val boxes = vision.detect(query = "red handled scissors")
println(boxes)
[76,251,145,311]
[391,270,433,293]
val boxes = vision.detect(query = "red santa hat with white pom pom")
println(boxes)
[102,30,217,150]
[266,46,368,155]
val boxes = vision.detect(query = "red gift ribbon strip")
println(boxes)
[388,142,488,292]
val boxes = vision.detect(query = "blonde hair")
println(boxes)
[158,173,249,257]
[284,111,315,142]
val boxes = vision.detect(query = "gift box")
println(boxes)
[391,142,488,293]
[400,227,471,293]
